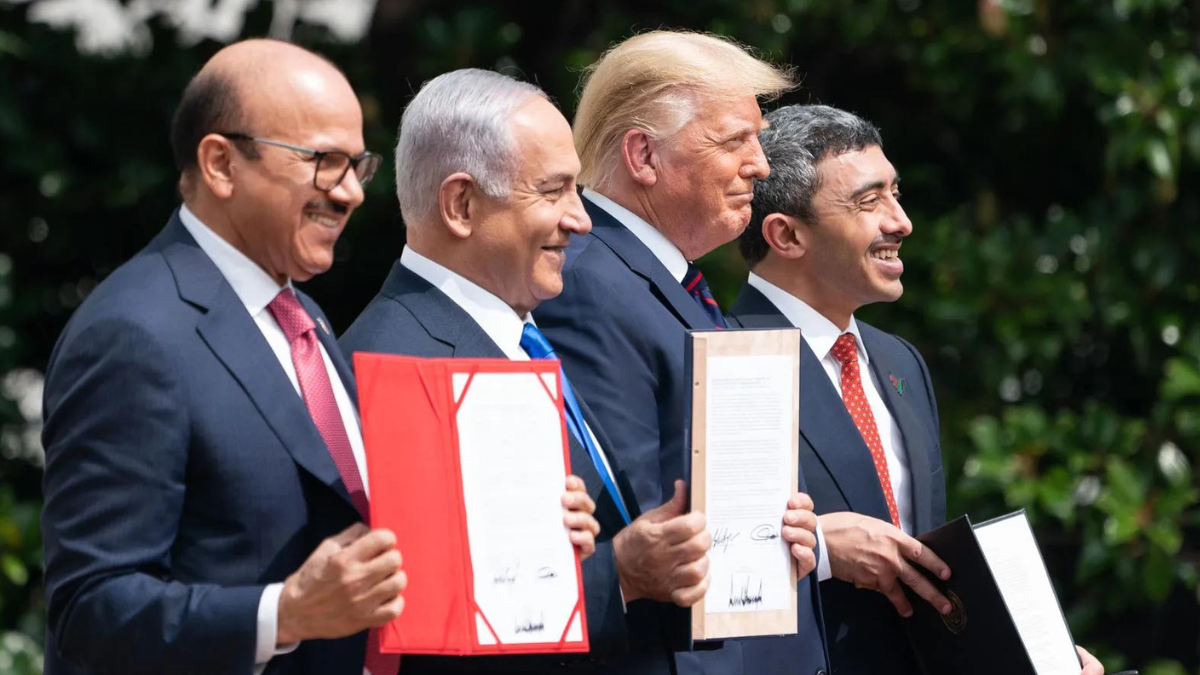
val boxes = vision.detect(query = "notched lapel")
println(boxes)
[582,198,717,330]
[862,329,936,534]
[162,235,359,514]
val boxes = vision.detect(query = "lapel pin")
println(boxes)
[317,316,331,336]
[889,374,905,396]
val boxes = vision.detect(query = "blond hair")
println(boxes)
[574,30,796,189]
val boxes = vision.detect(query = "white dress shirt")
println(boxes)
[400,246,625,510]
[179,205,370,672]
[747,272,914,581]
[582,192,833,576]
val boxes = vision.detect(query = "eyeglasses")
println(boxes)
[220,133,382,192]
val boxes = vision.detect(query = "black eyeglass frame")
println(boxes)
[219,132,381,192]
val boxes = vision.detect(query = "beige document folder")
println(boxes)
[687,328,802,640]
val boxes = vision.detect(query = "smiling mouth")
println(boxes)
[871,248,900,261]
[305,211,342,228]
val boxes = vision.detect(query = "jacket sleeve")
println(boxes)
[41,316,262,675]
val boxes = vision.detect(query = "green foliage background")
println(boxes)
[2,0,1199,673]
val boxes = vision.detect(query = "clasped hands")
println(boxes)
[613,479,820,606]
[276,475,600,645]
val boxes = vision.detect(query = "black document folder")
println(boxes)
[904,511,1082,675]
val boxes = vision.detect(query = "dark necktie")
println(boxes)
[682,262,727,328]
[267,289,399,675]
[520,322,632,525]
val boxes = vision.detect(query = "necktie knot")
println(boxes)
[267,289,315,343]
[682,262,727,329]
[831,332,859,367]
[520,322,557,360]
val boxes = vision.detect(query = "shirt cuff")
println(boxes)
[815,519,832,582]
[256,582,300,668]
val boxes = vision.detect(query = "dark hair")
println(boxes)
[738,104,883,267]
[169,71,257,175]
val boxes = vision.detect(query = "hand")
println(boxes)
[1077,645,1104,675]
[820,511,951,617]
[613,479,711,606]
[562,475,600,561]
[782,492,818,580]
[276,523,407,645]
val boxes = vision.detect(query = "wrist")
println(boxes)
[612,531,644,603]
[275,578,301,645]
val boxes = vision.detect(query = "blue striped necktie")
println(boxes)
[519,322,632,525]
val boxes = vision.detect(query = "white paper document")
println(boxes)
[703,355,795,614]
[453,372,582,644]
[975,514,1080,675]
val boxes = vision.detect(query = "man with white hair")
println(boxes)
[533,31,829,675]
[342,68,763,673]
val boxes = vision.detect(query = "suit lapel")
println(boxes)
[302,292,359,409]
[160,216,357,513]
[730,285,893,522]
[860,326,936,534]
[582,196,716,330]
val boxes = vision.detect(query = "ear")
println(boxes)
[196,133,238,200]
[438,172,479,240]
[761,212,809,260]
[619,128,658,187]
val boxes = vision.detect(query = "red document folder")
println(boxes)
[354,352,589,656]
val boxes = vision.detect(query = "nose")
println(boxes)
[561,191,592,235]
[740,134,771,180]
[885,197,913,237]
[329,167,366,209]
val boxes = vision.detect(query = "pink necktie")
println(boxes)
[267,289,399,675]
[831,333,901,528]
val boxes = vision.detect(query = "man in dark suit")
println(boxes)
[341,68,743,674]
[730,103,1105,675]
[532,31,829,675]
[39,40,407,675]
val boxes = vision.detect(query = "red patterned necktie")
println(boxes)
[830,333,901,528]
[267,289,399,675]
[682,262,727,329]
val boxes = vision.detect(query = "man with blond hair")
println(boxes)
[534,31,829,675]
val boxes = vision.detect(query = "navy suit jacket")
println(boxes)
[41,213,374,675]
[729,283,947,675]
[339,260,673,674]
[533,196,830,675]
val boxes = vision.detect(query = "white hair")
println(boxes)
[394,68,547,225]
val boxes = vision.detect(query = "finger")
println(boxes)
[900,533,951,580]
[897,561,950,614]
[1076,646,1104,675]
[792,544,817,576]
[565,474,587,493]
[330,522,371,548]
[787,492,814,511]
[367,590,407,626]
[561,489,597,515]
[670,576,710,607]
[660,511,707,546]
[783,525,816,549]
[563,511,601,536]
[783,508,818,532]
[571,531,596,560]
[341,528,399,564]
[669,554,710,589]
[645,480,688,522]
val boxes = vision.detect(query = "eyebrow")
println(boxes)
[849,174,901,200]
[536,172,575,187]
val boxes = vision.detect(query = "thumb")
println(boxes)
[643,480,688,523]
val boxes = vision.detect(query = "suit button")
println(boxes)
[815,670,827,675]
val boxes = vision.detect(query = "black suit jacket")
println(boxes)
[339,260,674,674]
[729,284,947,675]
[534,197,831,675]
[41,213,371,675]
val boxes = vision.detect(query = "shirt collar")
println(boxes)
[400,246,533,360]
[746,271,868,365]
[582,188,689,283]
[178,204,289,316]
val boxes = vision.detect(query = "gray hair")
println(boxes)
[738,104,883,267]
[394,68,547,225]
